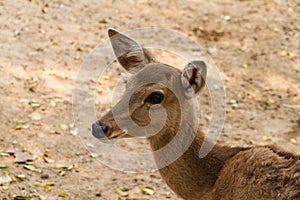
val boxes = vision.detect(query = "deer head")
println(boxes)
[92,29,207,149]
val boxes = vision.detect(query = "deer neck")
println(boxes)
[148,126,246,199]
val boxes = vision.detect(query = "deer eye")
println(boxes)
[146,92,164,104]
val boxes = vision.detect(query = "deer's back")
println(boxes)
[213,145,300,200]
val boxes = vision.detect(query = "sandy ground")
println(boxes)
[0,0,299,199]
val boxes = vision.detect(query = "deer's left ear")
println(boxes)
[181,61,207,95]
[108,28,155,72]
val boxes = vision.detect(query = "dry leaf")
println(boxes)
[115,187,129,197]
[0,175,12,186]
[99,18,108,24]
[2,184,9,190]
[50,100,57,107]
[242,63,248,68]
[35,182,55,187]
[12,174,26,182]
[265,97,275,105]
[67,165,74,171]
[29,99,40,108]
[26,78,39,91]
[39,195,46,200]
[0,164,7,169]
[262,136,273,141]
[60,124,68,131]
[42,7,48,13]
[0,152,10,157]
[290,138,298,144]
[57,164,74,176]
[70,128,78,135]
[57,26,64,31]
[43,185,52,191]
[35,182,54,191]
[15,125,24,130]
[58,192,69,198]
[24,164,42,173]
[29,112,42,121]
[43,156,54,163]
[141,187,155,195]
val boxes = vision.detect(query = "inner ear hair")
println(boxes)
[181,61,207,95]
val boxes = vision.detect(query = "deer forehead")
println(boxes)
[126,63,182,86]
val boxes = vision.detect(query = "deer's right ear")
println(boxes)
[108,29,154,72]
[181,60,207,97]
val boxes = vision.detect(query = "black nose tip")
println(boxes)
[92,122,108,139]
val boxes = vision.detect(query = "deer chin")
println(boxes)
[108,129,132,139]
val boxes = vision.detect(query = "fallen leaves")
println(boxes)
[42,7,48,14]
[43,156,54,163]
[0,146,76,197]
[141,187,155,195]
[56,123,78,135]
[99,18,108,24]
[242,63,249,68]
[11,195,32,200]
[50,100,57,107]
[24,164,42,173]
[0,152,10,157]
[25,77,39,91]
[0,172,26,190]
[29,112,42,121]
[192,27,226,41]
[114,186,156,198]
[0,174,12,186]
[228,99,238,109]
[279,51,295,59]
[43,148,55,163]
[12,174,26,182]
[57,192,69,198]
[29,99,40,108]
[35,182,55,191]
[56,164,77,176]
[69,128,78,136]
[290,138,298,145]
[262,136,274,142]
[15,120,30,130]
[115,187,129,197]
[244,87,281,110]
[0,164,7,169]
[57,26,64,31]
[15,125,23,130]
[264,97,275,105]
[59,123,68,131]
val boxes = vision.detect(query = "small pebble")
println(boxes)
[95,192,102,197]
[41,172,49,179]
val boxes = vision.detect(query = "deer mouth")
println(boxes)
[92,122,131,139]
[110,129,131,139]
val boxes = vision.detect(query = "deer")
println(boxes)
[92,29,300,200]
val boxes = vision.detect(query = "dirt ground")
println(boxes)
[0,0,299,199]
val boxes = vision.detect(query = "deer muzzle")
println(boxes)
[92,122,108,139]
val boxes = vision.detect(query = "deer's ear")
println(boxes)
[108,29,154,72]
[181,61,207,96]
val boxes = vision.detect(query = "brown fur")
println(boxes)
[94,29,300,200]
[149,128,300,200]
[99,109,300,199]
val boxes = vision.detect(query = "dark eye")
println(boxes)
[146,92,164,104]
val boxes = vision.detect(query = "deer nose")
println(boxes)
[92,122,108,139]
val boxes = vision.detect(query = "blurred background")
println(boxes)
[0,0,299,199]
